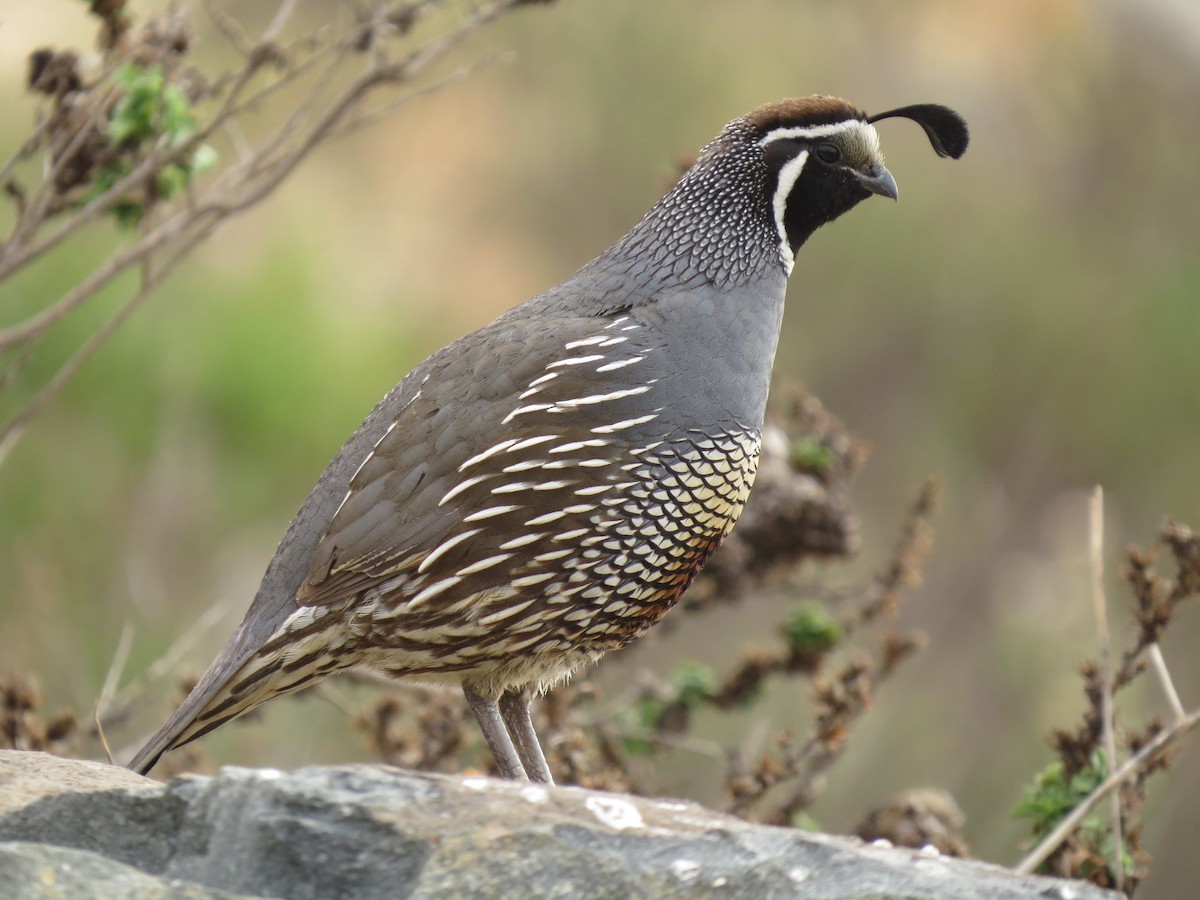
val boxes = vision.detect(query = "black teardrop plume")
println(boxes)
[868,104,969,159]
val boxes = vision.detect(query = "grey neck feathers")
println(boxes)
[597,122,783,291]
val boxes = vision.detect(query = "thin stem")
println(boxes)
[1146,643,1186,722]
[1088,486,1124,889]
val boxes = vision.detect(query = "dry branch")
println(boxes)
[0,0,545,464]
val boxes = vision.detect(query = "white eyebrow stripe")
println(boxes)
[760,119,878,146]
[772,149,809,276]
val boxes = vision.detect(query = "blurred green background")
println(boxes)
[2,0,1198,895]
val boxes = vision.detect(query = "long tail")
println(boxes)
[128,607,351,774]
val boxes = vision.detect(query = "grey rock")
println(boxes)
[0,750,1119,899]
[0,842,254,899]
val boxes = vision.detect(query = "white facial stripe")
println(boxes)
[772,149,808,275]
[762,119,882,275]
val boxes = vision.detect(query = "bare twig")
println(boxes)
[93,705,115,765]
[90,621,134,765]
[1,0,540,463]
[1146,643,1186,722]
[96,622,136,723]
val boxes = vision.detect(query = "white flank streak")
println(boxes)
[455,553,514,577]
[575,485,613,496]
[511,572,555,589]
[533,480,573,491]
[376,418,400,445]
[503,403,552,423]
[592,413,659,434]
[772,149,808,276]
[564,335,608,349]
[462,505,521,522]
[507,434,560,453]
[525,509,567,526]
[552,385,651,409]
[438,474,493,507]
[597,337,626,347]
[478,598,536,626]
[499,532,545,550]
[534,548,572,563]
[459,438,517,472]
[547,354,605,369]
[419,528,483,573]
[527,371,559,388]
[605,316,630,329]
[562,504,596,514]
[338,417,404,518]
[408,576,463,608]
[491,481,535,494]
[577,458,611,468]
[332,489,355,524]
[550,438,608,454]
[553,528,589,542]
[501,460,546,473]
[595,357,642,373]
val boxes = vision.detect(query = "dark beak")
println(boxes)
[857,163,899,201]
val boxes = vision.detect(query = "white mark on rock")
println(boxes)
[585,795,644,831]
[461,777,491,791]
[519,784,549,804]
[787,866,810,883]
[669,859,701,882]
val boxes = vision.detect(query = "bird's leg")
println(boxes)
[463,683,528,780]
[499,689,554,785]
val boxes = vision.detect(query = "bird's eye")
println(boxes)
[815,143,842,164]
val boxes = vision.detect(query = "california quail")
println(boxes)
[130,96,968,783]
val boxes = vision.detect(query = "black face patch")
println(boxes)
[760,128,878,257]
[781,160,872,252]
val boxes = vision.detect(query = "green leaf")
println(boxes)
[672,662,716,709]
[790,437,835,473]
[784,603,842,654]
